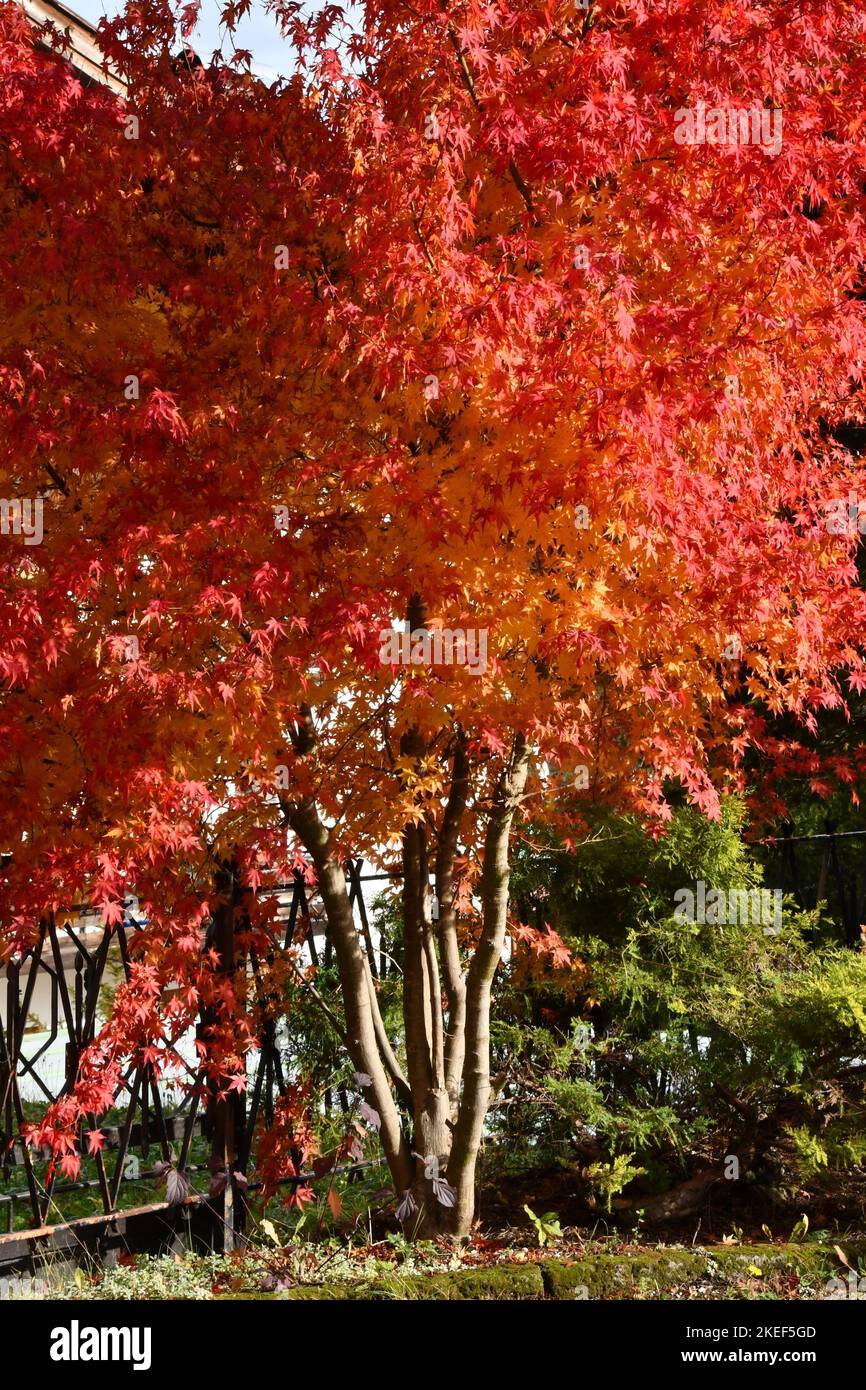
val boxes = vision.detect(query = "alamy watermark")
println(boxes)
[379,623,488,676]
[673,881,782,934]
[674,100,783,158]
[0,1275,51,1300]
[825,494,866,535]
[554,764,589,790]
[50,1320,152,1370]
[1,497,43,545]
[823,1271,866,1300]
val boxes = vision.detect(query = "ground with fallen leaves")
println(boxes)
[22,1230,861,1301]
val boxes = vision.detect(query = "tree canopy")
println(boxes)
[2,0,866,1233]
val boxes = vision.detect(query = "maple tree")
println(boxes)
[2,0,866,1237]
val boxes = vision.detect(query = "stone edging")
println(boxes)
[243,1243,837,1301]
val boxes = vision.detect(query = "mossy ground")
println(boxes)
[267,1243,835,1301]
[21,1235,853,1301]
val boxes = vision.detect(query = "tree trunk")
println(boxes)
[437,735,470,1111]
[204,859,247,1251]
[284,716,531,1240]
[286,798,412,1198]
[446,736,531,1236]
[401,816,455,1232]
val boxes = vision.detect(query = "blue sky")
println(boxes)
[70,0,302,83]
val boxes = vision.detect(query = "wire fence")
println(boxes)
[0,860,397,1260]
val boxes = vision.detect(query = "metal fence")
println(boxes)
[0,860,397,1275]
[765,822,866,947]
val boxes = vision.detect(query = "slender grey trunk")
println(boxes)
[286,798,412,1197]
[437,735,470,1109]
[446,736,531,1235]
[401,819,454,1233]
[285,720,530,1239]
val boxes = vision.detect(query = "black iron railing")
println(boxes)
[764,822,866,947]
[0,860,398,1265]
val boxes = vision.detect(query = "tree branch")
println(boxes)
[363,955,414,1110]
[446,25,534,215]
[447,735,531,1214]
[436,733,470,1105]
[285,796,412,1192]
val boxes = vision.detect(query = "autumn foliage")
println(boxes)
[2,0,866,1233]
